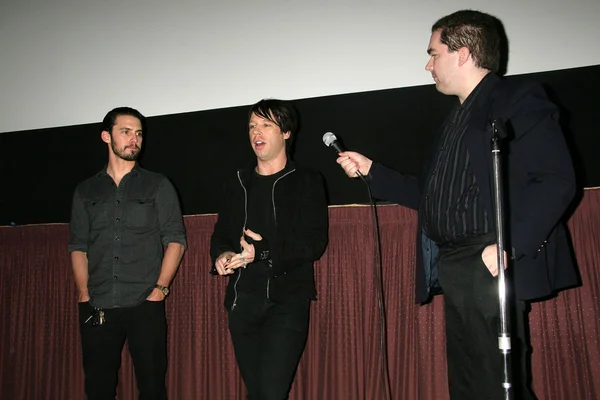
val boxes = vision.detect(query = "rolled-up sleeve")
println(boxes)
[156,178,187,249]
[68,187,89,253]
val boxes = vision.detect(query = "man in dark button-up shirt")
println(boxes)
[68,107,186,400]
[336,10,577,400]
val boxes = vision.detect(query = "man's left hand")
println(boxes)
[241,228,263,262]
[225,228,263,271]
[146,288,166,301]
[481,244,508,277]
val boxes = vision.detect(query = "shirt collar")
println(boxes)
[95,163,141,179]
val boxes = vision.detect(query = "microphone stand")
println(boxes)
[491,119,512,400]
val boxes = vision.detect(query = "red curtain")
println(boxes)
[1,189,599,399]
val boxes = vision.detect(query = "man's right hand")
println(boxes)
[215,251,236,275]
[336,151,373,178]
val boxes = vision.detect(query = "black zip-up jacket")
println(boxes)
[210,161,329,309]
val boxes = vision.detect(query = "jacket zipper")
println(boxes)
[231,171,249,310]
[266,169,295,299]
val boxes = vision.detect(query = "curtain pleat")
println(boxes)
[1,190,599,399]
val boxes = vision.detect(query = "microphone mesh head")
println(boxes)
[322,132,337,147]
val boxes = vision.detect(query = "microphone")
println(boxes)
[322,132,346,154]
[322,132,365,179]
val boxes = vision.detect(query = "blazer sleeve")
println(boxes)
[368,162,422,210]
[505,82,576,259]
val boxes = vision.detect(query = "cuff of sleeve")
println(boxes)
[369,162,384,179]
[162,236,187,250]
[68,244,88,253]
[253,239,271,261]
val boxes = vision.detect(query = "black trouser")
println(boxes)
[437,236,536,400]
[78,300,168,400]
[228,292,310,400]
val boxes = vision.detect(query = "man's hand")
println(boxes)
[481,244,508,277]
[146,288,166,301]
[241,228,263,262]
[215,251,236,275]
[336,151,373,178]
[223,228,264,272]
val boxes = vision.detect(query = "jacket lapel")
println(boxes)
[463,73,502,219]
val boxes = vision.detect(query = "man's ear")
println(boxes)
[458,47,471,66]
[283,131,291,140]
[101,130,111,144]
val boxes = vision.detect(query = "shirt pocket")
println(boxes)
[125,198,155,228]
[85,199,111,228]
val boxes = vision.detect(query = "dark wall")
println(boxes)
[1,64,598,226]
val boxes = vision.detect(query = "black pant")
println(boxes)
[228,293,310,400]
[437,237,536,400]
[78,300,168,400]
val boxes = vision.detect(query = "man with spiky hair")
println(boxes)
[210,99,328,399]
[69,107,186,400]
[337,10,577,400]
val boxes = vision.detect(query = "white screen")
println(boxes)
[1,0,598,133]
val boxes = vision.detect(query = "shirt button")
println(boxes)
[115,236,120,241]
[116,200,121,204]
[114,256,119,260]
[116,218,120,222]
[113,276,118,280]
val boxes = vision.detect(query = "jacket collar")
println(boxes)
[471,72,502,114]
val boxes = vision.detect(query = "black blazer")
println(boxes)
[369,73,579,303]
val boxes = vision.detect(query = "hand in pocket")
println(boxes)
[481,244,508,277]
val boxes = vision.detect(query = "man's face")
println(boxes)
[248,112,289,162]
[107,115,143,161]
[425,30,461,96]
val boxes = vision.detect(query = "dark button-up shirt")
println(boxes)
[68,164,187,309]
[423,74,491,245]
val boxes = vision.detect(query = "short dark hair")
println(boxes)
[101,107,146,134]
[249,99,299,151]
[432,10,502,73]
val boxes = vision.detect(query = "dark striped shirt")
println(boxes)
[423,76,491,245]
